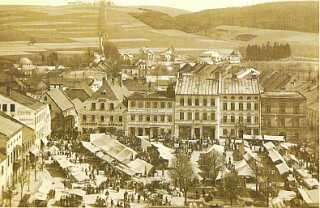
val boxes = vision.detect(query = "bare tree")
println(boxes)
[224,169,241,206]
[199,149,223,185]
[170,152,194,205]
[18,171,28,201]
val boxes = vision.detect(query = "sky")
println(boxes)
[0,0,315,11]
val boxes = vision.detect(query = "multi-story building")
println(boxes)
[175,75,219,139]
[78,78,127,133]
[0,112,35,201]
[0,87,51,150]
[261,91,307,141]
[220,78,261,138]
[127,91,174,137]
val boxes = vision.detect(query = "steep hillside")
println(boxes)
[131,6,189,16]
[131,1,319,33]
[175,1,319,33]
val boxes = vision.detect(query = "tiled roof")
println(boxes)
[65,89,91,102]
[0,113,23,138]
[123,79,155,92]
[221,78,260,95]
[261,91,306,100]
[0,87,45,111]
[175,75,219,95]
[148,64,180,77]
[91,80,118,101]
[46,89,74,111]
[127,91,174,101]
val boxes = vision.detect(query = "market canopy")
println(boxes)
[303,178,319,189]
[136,136,152,151]
[298,188,319,208]
[81,141,101,154]
[243,134,263,141]
[268,149,284,163]
[53,155,74,169]
[151,142,175,161]
[91,133,137,162]
[280,143,297,150]
[275,162,290,175]
[296,169,312,179]
[126,158,154,176]
[235,160,255,177]
[205,144,225,154]
[68,166,90,182]
[216,168,230,180]
[263,142,276,151]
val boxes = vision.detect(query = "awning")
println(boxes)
[263,135,285,142]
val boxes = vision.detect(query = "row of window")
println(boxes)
[130,114,173,123]
[129,127,171,137]
[130,101,173,109]
[179,112,215,121]
[264,104,300,114]
[91,102,114,111]
[222,115,258,124]
[222,128,259,136]
[179,97,215,107]
[222,96,258,101]
[222,102,258,111]
[264,118,300,128]
[82,115,122,123]
[0,104,15,112]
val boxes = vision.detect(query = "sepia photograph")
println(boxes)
[0,0,318,207]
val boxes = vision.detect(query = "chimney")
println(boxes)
[6,86,11,96]
[102,77,107,85]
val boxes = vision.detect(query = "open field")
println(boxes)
[209,25,319,58]
[0,4,318,59]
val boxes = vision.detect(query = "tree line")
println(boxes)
[246,42,291,61]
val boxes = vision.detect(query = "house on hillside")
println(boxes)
[199,50,223,65]
[228,50,241,64]
[160,47,176,63]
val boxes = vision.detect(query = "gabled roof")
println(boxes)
[221,78,260,95]
[0,87,45,111]
[175,75,219,95]
[46,89,74,111]
[91,80,118,101]
[127,91,174,101]
[261,91,306,100]
[0,112,24,139]
[123,79,155,92]
[179,63,193,73]
[148,64,179,77]
[65,89,91,102]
